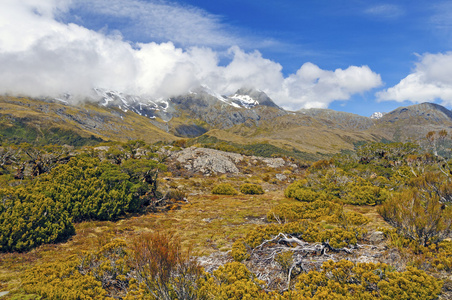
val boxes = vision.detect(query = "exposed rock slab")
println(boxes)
[170,147,297,175]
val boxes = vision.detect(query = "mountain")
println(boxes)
[298,108,376,131]
[372,102,452,141]
[381,102,452,123]
[2,88,452,160]
[0,96,175,146]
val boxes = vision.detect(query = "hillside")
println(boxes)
[1,93,452,160]
[372,102,452,141]
[0,96,175,145]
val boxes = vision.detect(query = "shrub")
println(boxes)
[42,155,138,222]
[197,262,269,300]
[128,232,203,300]
[0,187,75,252]
[289,260,442,300]
[212,183,238,195]
[285,180,332,202]
[231,239,250,262]
[244,220,360,249]
[240,183,264,195]
[378,188,452,246]
[22,256,106,299]
[342,183,388,205]
[267,200,342,223]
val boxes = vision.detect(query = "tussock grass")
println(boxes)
[0,188,292,296]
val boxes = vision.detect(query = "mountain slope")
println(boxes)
[371,102,452,141]
[0,96,175,145]
[297,108,376,131]
[2,91,452,160]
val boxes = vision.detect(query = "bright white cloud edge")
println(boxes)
[0,0,382,111]
[377,52,452,106]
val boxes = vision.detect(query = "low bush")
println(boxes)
[378,188,452,246]
[212,183,238,195]
[22,256,106,299]
[244,220,360,249]
[240,183,264,195]
[0,187,75,252]
[197,262,268,300]
[287,260,443,299]
[231,239,250,262]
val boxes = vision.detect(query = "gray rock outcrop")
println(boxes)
[170,147,297,175]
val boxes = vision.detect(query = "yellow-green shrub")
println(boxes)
[244,220,360,249]
[231,239,250,262]
[285,181,332,202]
[428,241,452,271]
[212,183,238,195]
[0,187,75,252]
[240,183,264,195]
[197,262,269,300]
[342,183,388,205]
[267,200,342,223]
[267,201,369,231]
[289,260,442,300]
[22,256,106,300]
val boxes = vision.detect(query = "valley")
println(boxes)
[0,95,452,299]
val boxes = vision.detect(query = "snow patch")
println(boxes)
[370,112,386,119]
[229,94,259,109]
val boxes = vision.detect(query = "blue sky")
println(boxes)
[1,0,452,116]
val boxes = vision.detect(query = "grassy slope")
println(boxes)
[0,96,391,156]
[208,115,387,155]
[0,96,176,145]
[0,179,386,297]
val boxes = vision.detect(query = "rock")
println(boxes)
[171,147,297,175]
[368,231,385,244]
[263,157,285,168]
[275,174,287,181]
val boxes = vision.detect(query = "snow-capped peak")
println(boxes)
[370,112,385,119]
[228,94,259,109]
[93,88,170,118]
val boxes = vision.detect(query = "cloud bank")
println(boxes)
[377,52,452,105]
[0,0,382,110]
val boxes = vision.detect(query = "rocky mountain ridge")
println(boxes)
[1,91,452,159]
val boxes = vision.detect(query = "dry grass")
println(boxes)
[0,187,293,296]
[344,204,390,231]
[0,166,390,298]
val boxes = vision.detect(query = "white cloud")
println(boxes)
[274,63,382,110]
[377,52,452,104]
[0,0,382,110]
